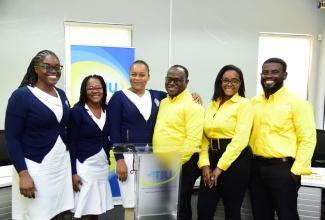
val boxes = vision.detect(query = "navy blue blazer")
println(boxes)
[5,86,70,172]
[107,89,166,160]
[67,104,111,174]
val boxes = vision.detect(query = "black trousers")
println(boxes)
[197,147,252,220]
[249,157,301,220]
[178,153,200,220]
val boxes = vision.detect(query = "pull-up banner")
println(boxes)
[70,45,134,105]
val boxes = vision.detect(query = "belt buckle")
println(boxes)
[210,138,220,151]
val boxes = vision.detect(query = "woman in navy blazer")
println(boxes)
[68,75,113,220]
[108,60,166,219]
[5,50,73,220]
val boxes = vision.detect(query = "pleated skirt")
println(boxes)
[71,148,114,218]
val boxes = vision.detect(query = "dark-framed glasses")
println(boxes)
[165,77,184,85]
[37,63,63,73]
[87,86,103,91]
[221,78,240,85]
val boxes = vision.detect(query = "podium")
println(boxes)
[113,144,182,220]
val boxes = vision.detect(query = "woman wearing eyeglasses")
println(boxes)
[68,75,114,220]
[197,65,253,220]
[5,50,73,220]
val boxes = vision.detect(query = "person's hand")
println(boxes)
[210,167,223,187]
[291,173,301,182]
[19,170,37,199]
[116,159,128,182]
[201,166,212,187]
[72,174,83,192]
[191,92,203,105]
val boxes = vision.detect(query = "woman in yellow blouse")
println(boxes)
[197,65,253,220]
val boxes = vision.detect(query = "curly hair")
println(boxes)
[19,50,60,88]
[75,75,107,112]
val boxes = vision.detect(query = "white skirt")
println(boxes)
[12,137,74,220]
[71,148,114,218]
[118,154,135,208]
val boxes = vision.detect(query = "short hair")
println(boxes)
[212,64,246,101]
[168,64,189,79]
[19,50,60,88]
[263,57,287,72]
[130,60,150,73]
[75,75,107,112]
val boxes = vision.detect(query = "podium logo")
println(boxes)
[141,170,179,187]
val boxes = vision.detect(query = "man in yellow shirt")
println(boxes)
[249,57,316,220]
[153,65,204,220]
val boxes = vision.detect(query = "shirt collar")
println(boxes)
[262,86,286,100]
[230,93,241,102]
[215,92,241,104]
[167,88,189,101]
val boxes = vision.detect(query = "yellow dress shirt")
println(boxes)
[153,89,204,165]
[198,93,253,171]
[249,86,316,175]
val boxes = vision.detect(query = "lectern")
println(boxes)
[113,144,182,220]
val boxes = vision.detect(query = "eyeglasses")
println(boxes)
[165,77,184,85]
[87,86,103,91]
[37,63,63,73]
[221,78,240,85]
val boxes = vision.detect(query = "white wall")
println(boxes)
[0,0,324,129]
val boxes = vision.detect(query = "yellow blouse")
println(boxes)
[198,93,253,171]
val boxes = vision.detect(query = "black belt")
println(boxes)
[210,138,232,151]
[253,156,293,164]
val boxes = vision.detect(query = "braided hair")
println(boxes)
[75,75,107,112]
[19,50,60,88]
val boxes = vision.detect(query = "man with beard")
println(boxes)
[153,65,204,220]
[249,57,316,220]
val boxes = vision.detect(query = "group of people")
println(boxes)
[5,49,316,220]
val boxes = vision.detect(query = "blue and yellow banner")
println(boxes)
[70,45,134,105]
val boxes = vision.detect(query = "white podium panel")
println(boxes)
[135,153,181,220]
